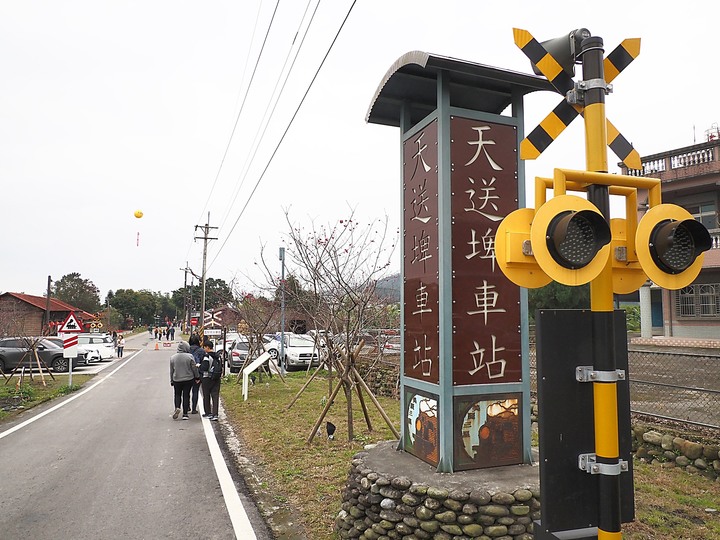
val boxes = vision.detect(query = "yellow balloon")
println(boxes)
[134,210,144,219]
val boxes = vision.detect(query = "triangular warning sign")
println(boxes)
[59,311,83,333]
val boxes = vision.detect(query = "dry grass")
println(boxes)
[221,370,399,539]
[221,370,720,540]
[624,460,720,539]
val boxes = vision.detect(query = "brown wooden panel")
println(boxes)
[403,120,439,383]
[450,117,521,385]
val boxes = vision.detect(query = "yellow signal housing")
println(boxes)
[609,218,647,294]
[496,208,552,289]
[636,204,712,289]
[530,195,611,286]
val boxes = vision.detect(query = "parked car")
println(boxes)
[214,332,240,361]
[264,333,320,369]
[77,333,116,361]
[227,339,251,373]
[43,336,92,365]
[0,337,81,373]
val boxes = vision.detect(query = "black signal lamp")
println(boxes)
[531,28,591,77]
[649,218,711,274]
[530,195,612,286]
[636,204,712,289]
[546,209,611,269]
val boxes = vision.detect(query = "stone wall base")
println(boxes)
[337,440,540,540]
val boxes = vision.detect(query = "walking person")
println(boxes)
[200,338,222,420]
[116,335,125,358]
[170,341,200,420]
[188,334,205,414]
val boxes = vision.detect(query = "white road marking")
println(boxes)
[201,410,257,539]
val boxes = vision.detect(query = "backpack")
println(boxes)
[210,355,223,380]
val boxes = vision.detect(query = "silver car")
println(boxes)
[0,337,81,373]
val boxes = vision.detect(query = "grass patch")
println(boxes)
[624,460,720,539]
[221,370,399,539]
[223,370,720,540]
[0,375,93,421]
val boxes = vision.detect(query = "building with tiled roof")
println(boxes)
[0,292,95,336]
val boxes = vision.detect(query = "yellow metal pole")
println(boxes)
[582,34,623,539]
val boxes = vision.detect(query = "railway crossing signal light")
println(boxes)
[636,204,712,289]
[496,174,713,292]
[497,195,611,288]
[545,210,610,269]
[531,195,611,286]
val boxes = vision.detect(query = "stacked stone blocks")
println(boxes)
[337,452,539,540]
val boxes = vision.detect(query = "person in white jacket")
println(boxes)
[116,335,125,358]
[170,341,200,420]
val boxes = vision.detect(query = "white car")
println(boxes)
[43,336,93,365]
[264,333,320,369]
[77,333,116,361]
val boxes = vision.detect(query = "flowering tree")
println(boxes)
[257,207,400,442]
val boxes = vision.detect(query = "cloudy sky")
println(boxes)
[2,0,718,301]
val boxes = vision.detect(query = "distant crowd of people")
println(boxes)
[148,325,176,341]
[169,334,223,421]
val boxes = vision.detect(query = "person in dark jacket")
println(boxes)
[170,341,200,420]
[188,334,205,414]
[200,338,222,420]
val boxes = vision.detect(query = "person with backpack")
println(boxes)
[170,341,200,420]
[200,338,222,421]
[187,334,204,414]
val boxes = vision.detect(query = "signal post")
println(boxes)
[584,34,623,540]
[497,29,712,539]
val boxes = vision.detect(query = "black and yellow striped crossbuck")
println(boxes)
[514,28,641,170]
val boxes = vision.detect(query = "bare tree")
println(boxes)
[258,207,400,443]
[226,286,282,379]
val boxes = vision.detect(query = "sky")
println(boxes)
[2,0,719,302]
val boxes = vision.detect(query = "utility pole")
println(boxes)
[44,275,52,335]
[279,247,286,374]
[180,263,189,332]
[194,213,217,340]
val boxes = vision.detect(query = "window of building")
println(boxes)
[699,285,717,316]
[675,283,720,318]
[686,202,718,230]
[677,286,695,316]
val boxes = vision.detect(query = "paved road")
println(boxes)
[0,332,272,540]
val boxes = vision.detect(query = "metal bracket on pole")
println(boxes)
[575,365,626,383]
[578,453,629,476]
[566,78,613,104]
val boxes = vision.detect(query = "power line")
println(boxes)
[217,0,321,233]
[196,0,282,227]
[207,0,358,272]
[185,0,282,262]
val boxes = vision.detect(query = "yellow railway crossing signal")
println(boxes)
[514,28,642,169]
